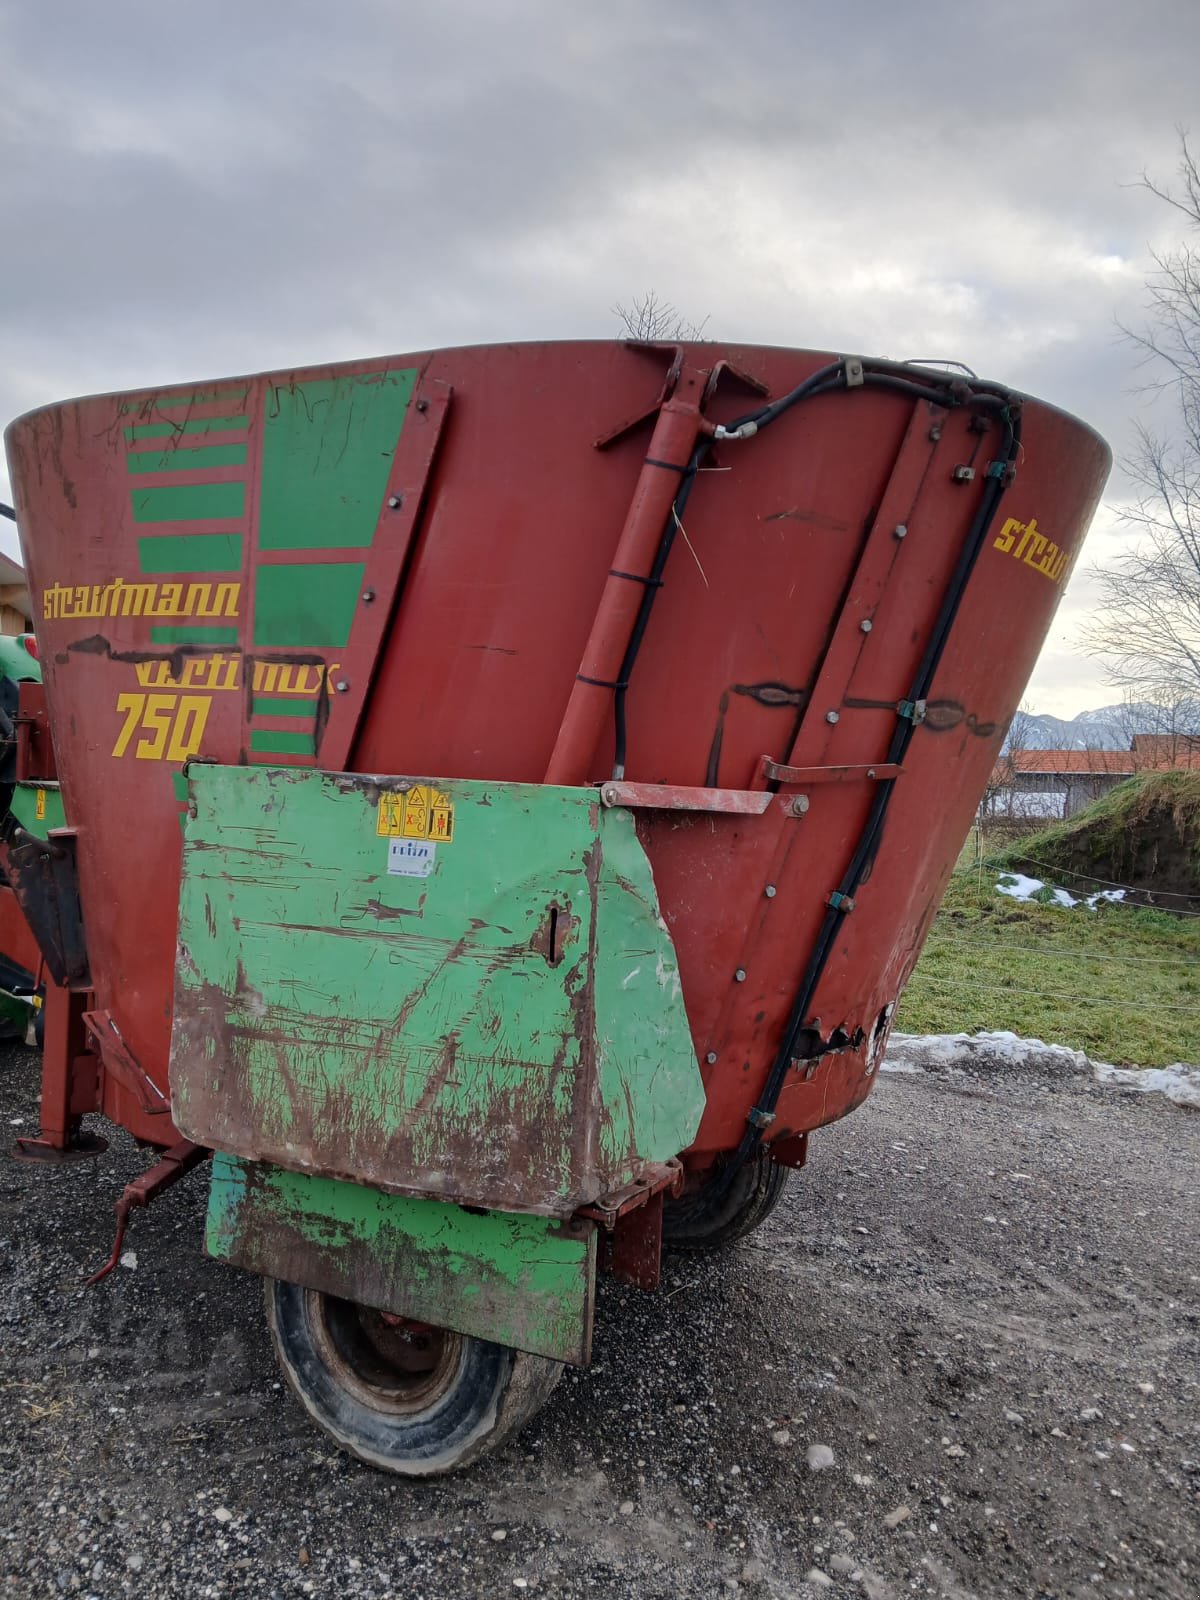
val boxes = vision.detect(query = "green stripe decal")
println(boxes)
[253,562,364,647]
[258,368,417,550]
[251,696,320,718]
[128,443,248,474]
[132,483,245,524]
[125,417,248,441]
[150,626,240,645]
[122,389,250,413]
[249,729,316,756]
[137,534,243,574]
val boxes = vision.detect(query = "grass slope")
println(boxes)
[895,860,1200,1067]
[991,771,1200,899]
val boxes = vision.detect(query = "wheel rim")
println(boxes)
[306,1293,466,1415]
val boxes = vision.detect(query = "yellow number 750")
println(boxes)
[112,693,212,762]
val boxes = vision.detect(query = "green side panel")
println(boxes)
[150,625,240,645]
[205,1153,596,1365]
[257,369,417,550]
[249,728,315,756]
[9,781,65,838]
[137,533,243,574]
[252,562,364,647]
[170,767,705,1218]
[131,482,245,524]
[125,417,248,440]
[251,695,319,718]
[0,636,41,683]
[127,443,247,474]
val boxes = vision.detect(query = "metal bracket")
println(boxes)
[761,756,904,785]
[3,826,89,987]
[85,1141,210,1284]
[599,781,773,815]
[575,1159,684,1229]
[83,1010,170,1116]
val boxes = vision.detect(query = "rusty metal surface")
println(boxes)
[86,1139,209,1283]
[170,768,704,1217]
[604,1192,664,1292]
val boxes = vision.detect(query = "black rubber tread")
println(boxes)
[661,1149,790,1251]
[265,1280,563,1477]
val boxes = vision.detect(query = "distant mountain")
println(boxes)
[1005,701,1200,751]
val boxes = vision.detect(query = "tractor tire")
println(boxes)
[661,1149,790,1251]
[265,1280,563,1476]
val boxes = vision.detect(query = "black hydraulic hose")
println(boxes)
[0,504,15,522]
[612,439,711,775]
[685,398,1022,1214]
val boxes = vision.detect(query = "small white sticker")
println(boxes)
[388,838,437,878]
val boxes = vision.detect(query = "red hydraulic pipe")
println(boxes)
[543,363,712,786]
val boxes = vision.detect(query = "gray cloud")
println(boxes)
[3,0,1199,711]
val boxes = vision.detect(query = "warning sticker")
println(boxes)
[377,785,455,842]
[35,789,46,821]
[388,839,437,878]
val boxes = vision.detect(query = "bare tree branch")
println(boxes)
[1087,133,1200,699]
[612,291,710,344]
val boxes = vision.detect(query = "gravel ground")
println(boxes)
[1,1038,1197,1600]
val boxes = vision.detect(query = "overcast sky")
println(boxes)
[3,0,1198,715]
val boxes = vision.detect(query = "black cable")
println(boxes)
[0,504,15,522]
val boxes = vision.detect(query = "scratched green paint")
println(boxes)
[149,625,240,645]
[204,1152,596,1363]
[248,729,314,755]
[127,442,247,474]
[257,369,417,550]
[9,781,65,839]
[125,417,248,441]
[251,696,318,718]
[170,767,704,1220]
[252,562,364,647]
[131,482,244,524]
[121,388,250,413]
[137,533,242,574]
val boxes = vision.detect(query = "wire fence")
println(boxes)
[902,825,1200,1021]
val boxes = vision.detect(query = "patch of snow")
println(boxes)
[995,874,1127,912]
[1093,1061,1200,1110]
[883,1031,1200,1109]
[996,872,1051,902]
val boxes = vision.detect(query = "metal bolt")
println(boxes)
[362,587,376,603]
[764,884,777,898]
[859,618,873,633]
[387,494,404,509]
[335,679,350,693]
[789,794,810,817]
[705,1051,718,1065]
[600,783,619,806]
[734,968,747,983]
[952,465,976,482]
[416,398,429,413]
[867,768,877,779]
[893,523,908,539]
[825,710,840,725]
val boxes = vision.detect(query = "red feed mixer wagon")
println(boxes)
[3,340,1109,1474]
